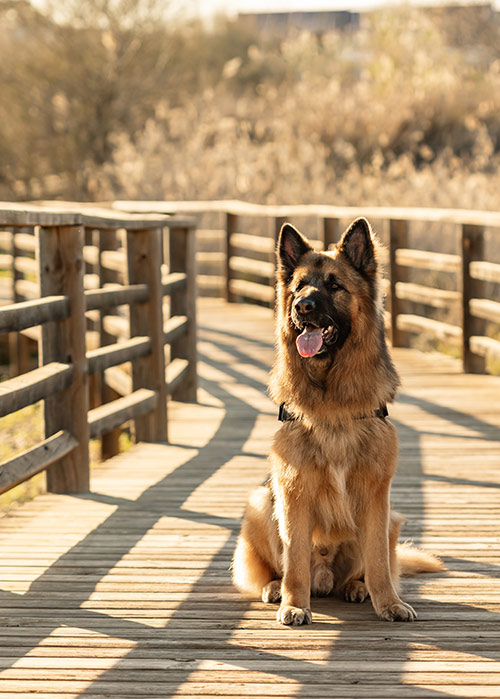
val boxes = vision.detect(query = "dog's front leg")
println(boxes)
[362,485,416,622]
[274,480,313,626]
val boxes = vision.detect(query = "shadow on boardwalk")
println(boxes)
[0,301,499,697]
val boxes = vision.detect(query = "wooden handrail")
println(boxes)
[113,200,500,375]
[0,204,198,495]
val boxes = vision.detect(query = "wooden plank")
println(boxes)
[229,256,275,279]
[103,366,132,396]
[462,224,487,373]
[395,282,460,308]
[396,248,461,272]
[469,298,500,324]
[162,271,187,296]
[126,227,168,441]
[0,361,73,417]
[87,336,151,375]
[230,232,275,254]
[0,296,68,333]
[396,314,462,342]
[168,225,197,402]
[469,335,500,361]
[229,278,274,304]
[102,314,129,340]
[101,249,125,273]
[38,224,90,493]
[13,232,36,252]
[469,260,500,284]
[114,198,500,228]
[88,388,157,438]
[0,431,77,494]
[164,315,188,345]
[14,278,38,299]
[389,219,410,347]
[13,255,37,275]
[84,284,149,311]
[166,357,188,395]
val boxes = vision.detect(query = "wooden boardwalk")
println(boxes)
[1,299,500,698]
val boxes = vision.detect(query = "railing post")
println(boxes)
[126,227,168,442]
[168,224,198,402]
[322,217,340,250]
[9,227,31,377]
[389,219,410,347]
[98,227,121,459]
[225,213,237,303]
[461,224,486,374]
[38,225,90,493]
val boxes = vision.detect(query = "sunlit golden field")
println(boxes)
[1,3,500,210]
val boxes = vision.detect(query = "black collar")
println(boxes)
[278,402,388,422]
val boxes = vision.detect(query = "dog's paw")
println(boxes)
[262,580,282,604]
[377,599,416,622]
[343,579,369,603]
[277,605,312,626]
[311,567,334,597]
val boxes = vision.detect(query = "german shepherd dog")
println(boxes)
[232,218,443,625]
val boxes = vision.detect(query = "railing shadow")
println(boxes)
[0,306,498,697]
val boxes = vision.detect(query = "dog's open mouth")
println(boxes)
[295,323,338,358]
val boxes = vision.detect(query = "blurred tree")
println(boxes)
[0,0,182,198]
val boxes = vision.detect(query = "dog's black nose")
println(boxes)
[294,296,316,314]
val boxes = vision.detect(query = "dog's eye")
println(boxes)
[331,280,343,291]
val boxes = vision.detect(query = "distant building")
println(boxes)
[238,11,360,37]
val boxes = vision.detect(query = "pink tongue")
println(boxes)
[296,327,323,357]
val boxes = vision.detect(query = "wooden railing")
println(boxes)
[0,203,197,495]
[115,200,500,375]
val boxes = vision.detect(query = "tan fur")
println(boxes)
[232,218,444,625]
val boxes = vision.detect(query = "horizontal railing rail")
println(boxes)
[0,203,197,496]
[114,200,500,375]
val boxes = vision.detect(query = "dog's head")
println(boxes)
[276,218,379,360]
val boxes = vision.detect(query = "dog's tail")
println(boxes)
[396,541,445,576]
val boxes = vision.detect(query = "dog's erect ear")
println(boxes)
[338,218,376,275]
[277,223,313,280]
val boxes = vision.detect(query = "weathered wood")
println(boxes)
[461,224,487,373]
[164,315,188,346]
[0,296,68,334]
[229,256,274,279]
[0,361,73,417]
[126,227,168,441]
[395,248,461,272]
[230,232,275,255]
[88,388,158,439]
[162,272,187,295]
[84,284,149,311]
[389,219,409,347]
[115,198,500,228]
[396,314,462,343]
[228,278,275,304]
[321,217,340,250]
[14,278,38,299]
[12,232,36,252]
[102,315,129,340]
[103,366,132,396]
[87,336,152,375]
[0,431,78,495]
[469,335,500,361]
[1,299,500,699]
[38,225,90,493]
[168,226,197,402]
[101,249,125,273]
[395,282,460,309]
[225,213,238,303]
[469,298,500,324]
[13,256,37,275]
[166,357,189,395]
[469,260,500,284]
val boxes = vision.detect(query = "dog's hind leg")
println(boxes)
[232,485,282,598]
